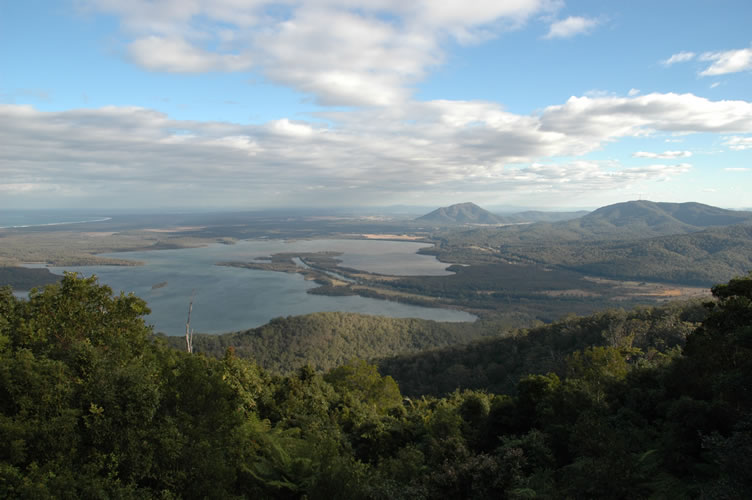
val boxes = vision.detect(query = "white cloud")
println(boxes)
[128,36,253,73]
[662,51,695,66]
[255,6,432,106]
[724,136,752,150]
[541,93,752,142]
[1,91,748,207]
[0,183,40,193]
[269,118,315,137]
[700,47,752,76]
[632,150,692,159]
[628,88,640,97]
[545,16,599,39]
[82,0,558,106]
[505,162,691,190]
[724,167,749,172]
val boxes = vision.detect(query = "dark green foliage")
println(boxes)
[0,266,60,290]
[432,219,752,285]
[2,272,751,498]
[379,300,703,397]
[172,312,495,372]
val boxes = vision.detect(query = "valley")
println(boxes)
[5,4,750,495]
[3,200,747,335]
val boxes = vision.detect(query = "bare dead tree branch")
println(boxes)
[186,289,195,354]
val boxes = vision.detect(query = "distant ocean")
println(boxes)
[0,211,111,229]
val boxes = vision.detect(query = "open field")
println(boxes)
[0,224,227,267]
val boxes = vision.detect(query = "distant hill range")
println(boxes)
[416,202,587,225]
[445,200,752,244]
[416,202,504,224]
[430,200,752,285]
[577,200,752,232]
[497,210,589,224]
[539,200,752,241]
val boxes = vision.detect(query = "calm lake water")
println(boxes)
[35,239,474,335]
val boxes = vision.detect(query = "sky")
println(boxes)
[1,0,751,211]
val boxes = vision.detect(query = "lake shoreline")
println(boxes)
[219,249,474,316]
[25,239,475,335]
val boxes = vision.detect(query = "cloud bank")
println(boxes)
[2,90,749,207]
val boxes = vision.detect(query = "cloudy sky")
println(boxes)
[1,0,751,210]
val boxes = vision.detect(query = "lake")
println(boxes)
[36,239,475,335]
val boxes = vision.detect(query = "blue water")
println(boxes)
[0,210,110,228]
[28,239,475,335]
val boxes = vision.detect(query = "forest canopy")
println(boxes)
[1,272,750,498]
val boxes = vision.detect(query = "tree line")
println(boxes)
[1,273,750,498]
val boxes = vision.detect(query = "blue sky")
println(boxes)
[1,0,751,210]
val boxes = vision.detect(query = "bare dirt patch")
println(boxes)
[541,289,601,298]
[584,276,710,300]
[361,234,425,241]
[143,226,206,233]
[81,232,117,237]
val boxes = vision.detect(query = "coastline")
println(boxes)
[0,216,112,229]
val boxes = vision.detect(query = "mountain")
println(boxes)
[416,200,751,232]
[569,200,752,237]
[416,202,504,224]
[496,210,589,223]
[426,201,752,285]
[509,223,752,285]
[460,200,752,244]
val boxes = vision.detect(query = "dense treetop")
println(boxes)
[1,273,750,498]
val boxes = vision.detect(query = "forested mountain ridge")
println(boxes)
[443,200,752,246]
[494,209,588,223]
[569,200,752,237]
[2,273,751,497]
[415,203,589,225]
[378,300,707,397]
[168,312,497,372]
[416,202,504,224]
[175,299,708,396]
[426,203,752,286]
[481,223,752,285]
[586,200,752,227]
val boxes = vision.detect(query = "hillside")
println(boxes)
[570,200,752,237]
[378,300,707,397]
[427,201,752,285]
[415,204,588,226]
[172,312,493,372]
[448,200,752,245]
[4,272,752,498]
[0,266,60,290]
[496,209,589,223]
[416,202,504,224]
[490,223,752,285]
